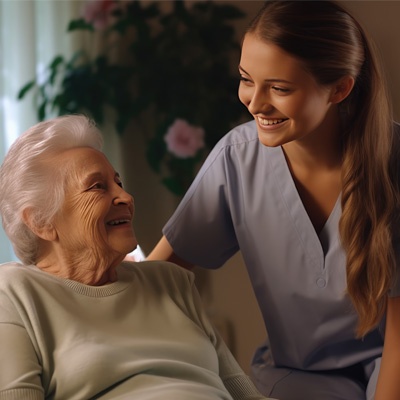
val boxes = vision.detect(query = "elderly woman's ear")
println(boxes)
[22,208,57,241]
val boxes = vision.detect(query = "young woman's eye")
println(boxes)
[272,86,290,93]
[239,76,253,85]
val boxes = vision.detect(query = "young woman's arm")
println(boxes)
[375,296,400,400]
[147,235,195,270]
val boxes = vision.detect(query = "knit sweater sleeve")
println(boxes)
[215,331,268,400]
[184,268,271,400]
[0,291,44,399]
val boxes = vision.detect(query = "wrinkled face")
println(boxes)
[238,33,336,148]
[53,147,137,261]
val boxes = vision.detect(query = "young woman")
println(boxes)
[148,1,400,399]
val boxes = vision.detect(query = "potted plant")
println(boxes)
[18,0,248,196]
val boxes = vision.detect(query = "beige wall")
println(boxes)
[121,1,400,373]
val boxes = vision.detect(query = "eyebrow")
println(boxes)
[238,65,294,84]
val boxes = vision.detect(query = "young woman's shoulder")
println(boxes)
[216,119,258,148]
[200,119,262,170]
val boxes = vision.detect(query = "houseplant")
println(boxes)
[18,0,249,196]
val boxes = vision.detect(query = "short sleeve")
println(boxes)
[163,137,239,269]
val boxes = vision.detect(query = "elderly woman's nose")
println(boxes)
[113,186,134,206]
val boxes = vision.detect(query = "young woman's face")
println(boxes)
[53,147,137,261]
[238,33,338,148]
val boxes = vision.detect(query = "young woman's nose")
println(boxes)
[247,88,273,115]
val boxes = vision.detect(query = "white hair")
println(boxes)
[0,114,103,264]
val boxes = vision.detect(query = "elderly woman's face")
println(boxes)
[53,147,136,261]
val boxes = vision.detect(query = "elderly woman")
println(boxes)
[0,115,271,400]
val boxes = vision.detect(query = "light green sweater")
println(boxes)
[0,260,269,400]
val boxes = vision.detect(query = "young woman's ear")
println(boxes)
[330,76,355,104]
[22,208,57,241]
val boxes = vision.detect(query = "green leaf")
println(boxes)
[49,55,64,70]
[37,101,47,121]
[49,57,65,85]
[67,18,94,32]
[17,80,36,100]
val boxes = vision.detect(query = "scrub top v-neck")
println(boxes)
[163,120,384,371]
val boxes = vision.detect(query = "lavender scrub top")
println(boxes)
[163,120,400,375]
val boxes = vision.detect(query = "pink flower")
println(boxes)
[82,0,118,30]
[164,119,205,158]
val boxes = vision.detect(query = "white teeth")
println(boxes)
[258,117,285,126]
[108,219,129,226]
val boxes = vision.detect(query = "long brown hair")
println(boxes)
[247,0,399,336]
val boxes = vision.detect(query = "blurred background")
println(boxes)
[1,0,399,373]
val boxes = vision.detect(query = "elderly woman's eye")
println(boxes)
[90,182,105,190]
